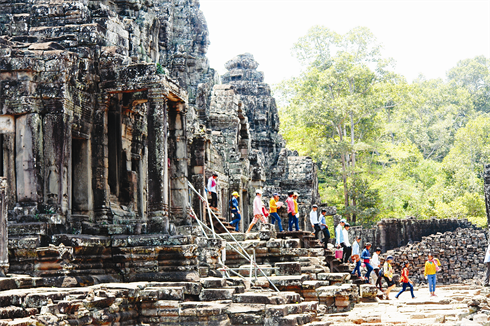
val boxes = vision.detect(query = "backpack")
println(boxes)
[379,266,384,277]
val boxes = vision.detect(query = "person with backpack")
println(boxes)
[269,193,284,232]
[395,261,416,299]
[424,253,441,297]
[382,256,396,299]
[229,192,241,231]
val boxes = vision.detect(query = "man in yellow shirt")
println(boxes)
[269,193,283,232]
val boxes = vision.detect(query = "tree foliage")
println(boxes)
[277,26,490,227]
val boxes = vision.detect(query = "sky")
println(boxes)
[199,0,490,86]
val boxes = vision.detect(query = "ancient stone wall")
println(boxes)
[383,227,487,285]
[343,217,475,252]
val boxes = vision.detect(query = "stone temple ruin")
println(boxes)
[0,0,488,325]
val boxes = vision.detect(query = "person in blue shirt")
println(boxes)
[361,243,374,283]
[351,235,361,277]
[229,192,241,231]
[319,209,330,248]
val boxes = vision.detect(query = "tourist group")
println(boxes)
[335,218,442,299]
[208,178,446,299]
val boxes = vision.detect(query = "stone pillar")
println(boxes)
[93,93,111,226]
[168,101,188,225]
[15,114,44,204]
[147,88,169,233]
[0,178,7,276]
[190,135,206,222]
[44,113,70,216]
[484,164,490,228]
[0,115,16,211]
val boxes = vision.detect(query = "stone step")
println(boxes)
[233,292,285,305]
[139,287,185,301]
[199,288,236,301]
[201,277,226,288]
[278,313,315,326]
[8,222,47,236]
[0,306,37,319]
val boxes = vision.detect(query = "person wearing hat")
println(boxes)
[372,247,383,291]
[319,209,330,248]
[310,205,321,240]
[207,173,219,211]
[269,193,284,232]
[246,189,267,233]
[383,255,396,299]
[229,191,241,231]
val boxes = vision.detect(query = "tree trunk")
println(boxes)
[350,112,357,224]
[339,124,349,222]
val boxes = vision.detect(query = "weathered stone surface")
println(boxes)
[275,262,301,276]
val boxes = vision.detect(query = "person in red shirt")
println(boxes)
[395,261,415,299]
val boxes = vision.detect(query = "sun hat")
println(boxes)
[256,189,263,194]
[232,191,239,197]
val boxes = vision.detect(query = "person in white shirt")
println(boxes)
[351,235,361,277]
[309,205,321,240]
[207,173,218,210]
[246,189,267,233]
[335,219,346,247]
[342,223,352,264]
[372,247,382,290]
[484,243,490,286]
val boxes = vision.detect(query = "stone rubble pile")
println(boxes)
[383,227,487,285]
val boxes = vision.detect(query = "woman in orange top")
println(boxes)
[395,261,415,299]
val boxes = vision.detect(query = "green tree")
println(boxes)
[277,26,396,223]
[447,56,490,113]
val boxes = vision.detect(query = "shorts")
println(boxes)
[384,276,395,287]
[252,214,266,224]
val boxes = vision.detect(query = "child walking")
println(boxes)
[395,261,415,299]
[424,253,441,297]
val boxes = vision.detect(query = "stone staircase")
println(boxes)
[206,207,237,234]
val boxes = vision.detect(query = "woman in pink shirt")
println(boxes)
[246,189,267,233]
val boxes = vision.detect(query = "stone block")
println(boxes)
[198,288,235,301]
[200,277,226,288]
[359,284,377,299]
[275,262,301,276]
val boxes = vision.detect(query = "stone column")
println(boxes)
[44,113,70,216]
[0,115,16,211]
[168,100,188,225]
[147,88,169,233]
[15,113,44,205]
[190,135,206,222]
[93,93,111,226]
[0,178,7,276]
